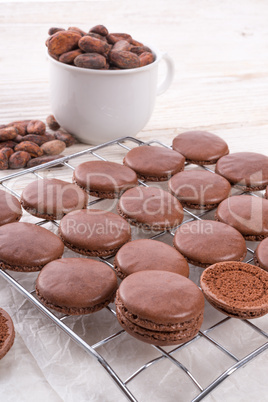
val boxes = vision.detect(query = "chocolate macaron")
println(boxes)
[215,195,268,240]
[200,261,268,319]
[114,239,189,279]
[73,160,138,198]
[117,186,184,231]
[215,152,268,191]
[254,237,268,271]
[21,178,88,220]
[172,131,229,165]
[0,308,15,360]
[115,270,205,345]
[168,169,231,210]
[0,222,64,272]
[36,258,118,315]
[123,145,185,181]
[59,209,131,257]
[0,189,22,226]
[173,220,247,268]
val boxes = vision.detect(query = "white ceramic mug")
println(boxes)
[47,46,174,145]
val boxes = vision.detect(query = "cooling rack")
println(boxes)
[0,136,267,402]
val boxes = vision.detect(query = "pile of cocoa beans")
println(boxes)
[0,115,76,170]
[46,24,155,70]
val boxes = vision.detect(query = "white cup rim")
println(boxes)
[47,44,163,75]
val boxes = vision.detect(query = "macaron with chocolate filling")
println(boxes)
[0,308,15,360]
[168,169,231,210]
[73,160,138,198]
[36,258,118,315]
[0,189,22,226]
[123,145,185,181]
[172,131,229,165]
[20,178,88,220]
[173,220,247,268]
[117,186,184,231]
[59,209,131,257]
[215,152,268,191]
[115,270,205,346]
[0,222,64,272]
[114,238,189,279]
[200,261,268,319]
[215,195,268,240]
[254,237,268,271]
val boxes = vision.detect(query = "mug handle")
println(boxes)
[157,53,175,96]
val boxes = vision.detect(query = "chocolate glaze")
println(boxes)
[173,220,247,267]
[0,222,64,271]
[172,131,229,164]
[254,237,268,271]
[123,145,185,181]
[73,160,138,198]
[215,152,268,190]
[0,189,22,226]
[168,169,231,208]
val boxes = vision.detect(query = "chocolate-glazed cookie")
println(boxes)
[36,258,118,315]
[0,222,64,272]
[115,270,205,346]
[73,160,138,198]
[200,262,268,319]
[117,186,184,230]
[254,237,268,271]
[173,220,247,268]
[172,131,229,165]
[59,209,131,257]
[0,189,22,226]
[21,178,88,220]
[123,145,185,181]
[168,169,231,210]
[0,308,15,360]
[114,238,189,279]
[215,195,268,240]
[215,152,268,191]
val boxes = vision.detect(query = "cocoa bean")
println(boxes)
[89,25,109,37]
[47,30,81,57]
[59,49,83,65]
[78,36,110,55]
[107,33,132,44]
[139,52,155,67]
[40,140,66,155]
[109,50,140,69]
[17,134,51,146]
[0,125,6,129]
[1,147,14,159]
[131,38,144,46]
[27,120,46,135]
[68,26,86,36]
[7,120,31,130]
[15,135,23,143]
[46,115,60,131]
[54,130,76,147]
[48,27,65,35]
[15,141,43,157]
[130,45,153,55]
[27,154,64,168]
[0,141,17,149]
[0,149,9,170]
[9,151,31,169]
[87,32,108,42]
[0,126,18,141]
[113,40,132,52]
[74,53,106,69]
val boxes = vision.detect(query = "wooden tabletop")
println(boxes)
[0,1,268,401]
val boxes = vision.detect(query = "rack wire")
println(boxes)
[0,136,267,401]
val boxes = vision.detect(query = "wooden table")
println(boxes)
[0,1,268,401]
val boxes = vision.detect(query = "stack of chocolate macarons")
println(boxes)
[1,129,268,349]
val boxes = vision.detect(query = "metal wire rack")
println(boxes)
[0,136,267,401]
